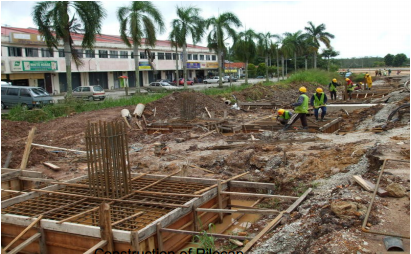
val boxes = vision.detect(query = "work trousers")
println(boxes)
[284,113,307,130]
[330,91,337,100]
[314,106,327,120]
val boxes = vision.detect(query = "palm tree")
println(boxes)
[205,12,242,88]
[257,32,279,82]
[321,48,339,71]
[32,1,106,97]
[170,6,204,89]
[304,21,335,69]
[168,26,183,86]
[118,2,165,94]
[282,31,307,72]
[233,29,258,84]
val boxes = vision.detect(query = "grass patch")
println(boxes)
[277,69,345,86]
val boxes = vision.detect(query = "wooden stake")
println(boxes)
[99,202,114,252]
[217,180,223,223]
[123,116,132,129]
[205,107,212,118]
[130,231,140,252]
[20,127,36,170]
[156,223,164,252]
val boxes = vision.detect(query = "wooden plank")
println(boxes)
[229,239,244,247]
[221,191,299,200]
[99,203,113,252]
[352,175,388,196]
[189,164,214,174]
[286,188,312,213]
[31,143,86,154]
[20,127,36,170]
[83,240,107,254]
[194,172,249,195]
[7,232,41,254]
[160,228,252,240]
[19,177,54,183]
[1,171,21,182]
[196,208,280,214]
[43,162,60,171]
[133,190,201,198]
[4,215,43,251]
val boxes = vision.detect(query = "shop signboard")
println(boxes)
[139,62,151,70]
[187,62,201,69]
[206,62,218,69]
[11,60,58,72]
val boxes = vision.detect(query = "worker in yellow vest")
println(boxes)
[282,87,309,131]
[275,108,293,125]
[365,73,373,90]
[310,88,328,122]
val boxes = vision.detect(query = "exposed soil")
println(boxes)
[1,75,410,253]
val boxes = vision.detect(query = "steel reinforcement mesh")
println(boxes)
[2,177,210,231]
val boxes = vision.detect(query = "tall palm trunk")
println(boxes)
[183,44,188,89]
[218,48,223,88]
[245,60,249,85]
[305,56,308,70]
[64,39,72,97]
[294,52,297,72]
[327,57,330,71]
[313,51,317,68]
[175,46,179,84]
[281,55,285,80]
[276,47,279,78]
[265,55,269,82]
[133,42,140,93]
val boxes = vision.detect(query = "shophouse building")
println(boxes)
[1,26,219,94]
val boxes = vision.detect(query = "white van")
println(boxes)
[1,86,54,110]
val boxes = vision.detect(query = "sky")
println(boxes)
[1,0,410,59]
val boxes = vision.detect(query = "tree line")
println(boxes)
[33,1,374,95]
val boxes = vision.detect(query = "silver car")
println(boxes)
[71,86,105,101]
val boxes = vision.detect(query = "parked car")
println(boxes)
[1,81,12,86]
[146,82,180,92]
[71,85,105,101]
[203,77,227,84]
[156,79,173,85]
[1,86,54,109]
[224,76,238,82]
[256,76,265,79]
[174,78,194,86]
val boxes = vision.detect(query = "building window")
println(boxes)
[172,53,177,60]
[8,47,22,57]
[140,52,147,59]
[187,54,192,60]
[131,52,134,59]
[58,49,65,57]
[193,54,198,60]
[99,50,108,58]
[41,48,54,57]
[120,51,128,59]
[200,55,204,61]
[73,49,83,58]
[212,55,216,61]
[86,50,95,58]
[165,53,172,60]
[158,53,165,60]
[206,55,211,61]
[110,50,118,58]
[25,48,39,57]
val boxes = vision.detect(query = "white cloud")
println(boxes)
[1,0,409,59]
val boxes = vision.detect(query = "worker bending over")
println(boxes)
[346,78,354,100]
[310,88,327,122]
[275,108,293,125]
[282,87,309,131]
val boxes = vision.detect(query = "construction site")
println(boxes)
[1,74,410,254]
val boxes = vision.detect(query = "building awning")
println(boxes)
[8,73,44,80]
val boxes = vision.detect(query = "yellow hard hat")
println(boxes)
[299,86,307,93]
[278,109,285,115]
[316,88,323,93]
[345,78,350,81]
[332,78,337,82]
[360,82,363,84]
[365,74,369,77]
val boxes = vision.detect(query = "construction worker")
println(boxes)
[346,78,354,100]
[310,88,328,121]
[282,87,309,131]
[275,108,293,125]
[365,73,373,90]
[328,78,340,100]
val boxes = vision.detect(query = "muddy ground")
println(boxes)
[1,75,410,253]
